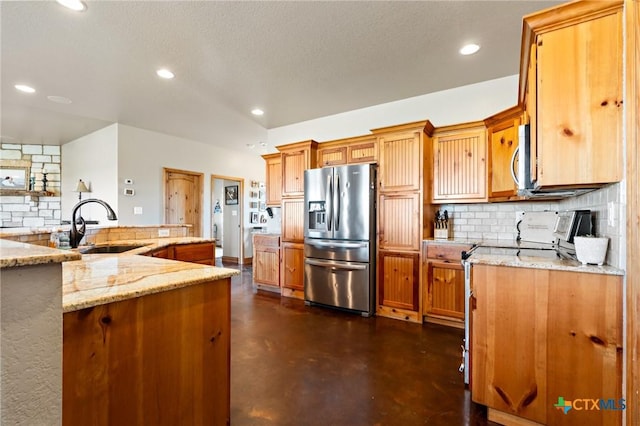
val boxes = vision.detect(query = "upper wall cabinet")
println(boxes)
[431,121,487,203]
[519,1,623,189]
[373,121,432,193]
[261,153,282,206]
[484,106,523,201]
[317,135,377,167]
[278,140,318,198]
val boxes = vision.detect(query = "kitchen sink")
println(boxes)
[79,244,147,254]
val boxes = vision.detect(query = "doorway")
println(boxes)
[164,168,203,237]
[211,175,244,264]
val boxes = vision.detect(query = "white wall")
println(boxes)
[116,124,266,240]
[61,124,119,223]
[267,75,519,146]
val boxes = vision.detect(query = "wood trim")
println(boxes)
[210,174,245,263]
[626,0,640,424]
[431,120,486,135]
[275,139,318,152]
[483,105,523,127]
[370,120,431,135]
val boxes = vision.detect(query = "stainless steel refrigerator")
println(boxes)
[303,163,376,316]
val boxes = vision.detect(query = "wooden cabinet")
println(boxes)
[422,243,472,328]
[372,121,433,323]
[378,192,421,252]
[378,251,420,322]
[281,242,304,298]
[281,198,304,243]
[471,264,622,425]
[278,140,318,197]
[143,242,215,265]
[63,278,231,426]
[262,153,282,206]
[431,121,487,203]
[317,135,377,167]
[252,234,280,290]
[484,106,523,200]
[520,1,623,189]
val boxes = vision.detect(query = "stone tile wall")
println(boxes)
[0,144,61,228]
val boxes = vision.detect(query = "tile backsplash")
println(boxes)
[436,183,623,269]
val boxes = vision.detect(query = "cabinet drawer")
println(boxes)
[425,244,472,261]
[253,234,280,248]
[173,242,214,263]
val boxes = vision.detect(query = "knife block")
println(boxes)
[434,220,451,240]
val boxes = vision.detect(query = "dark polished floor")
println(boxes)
[221,261,494,426]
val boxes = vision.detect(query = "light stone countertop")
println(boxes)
[63,254,239,313]
[74,237,218,256]
[0,239,81,268]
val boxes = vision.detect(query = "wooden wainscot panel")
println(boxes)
[63,279,231,426]
[281,198,305,243]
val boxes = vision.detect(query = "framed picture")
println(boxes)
[0,166,28,191]
[225,185,238,205]
[250,211,259,224]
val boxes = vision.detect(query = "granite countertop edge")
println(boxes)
[467,254,624,276]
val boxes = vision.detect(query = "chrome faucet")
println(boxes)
[69,198,118,248]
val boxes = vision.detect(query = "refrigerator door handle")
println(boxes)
[306,240,368,249]
[326,174,333,231]
[334,173,340,231]
[305,258,367,270]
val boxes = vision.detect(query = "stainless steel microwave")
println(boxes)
[511,124,594,199]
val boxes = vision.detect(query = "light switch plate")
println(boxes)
[124,188,135,196]
[158,229,170,237]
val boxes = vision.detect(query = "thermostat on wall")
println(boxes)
[124,188,135,196]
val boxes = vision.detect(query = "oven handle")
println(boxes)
[305,258,367,271]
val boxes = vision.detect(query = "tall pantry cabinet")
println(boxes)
[372,121,434,323]
[277,141,318,299]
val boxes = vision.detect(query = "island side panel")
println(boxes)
[1,263,63,426]
[63,277,231,426]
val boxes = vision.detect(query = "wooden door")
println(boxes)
[485,106,522,200]
[378,193,421,251]
[281,150,308,197]
[347,140,376,164]
[378,131,422,192]
[378,251,420,312]
[164,168,203,237]
[281,198,305,243]
[471,265,549,424]
[281,242,304,291]
[536,10,623,186]
[426,260,465,319]
[432,127,487,202]
[262,153,282,206]
[318,145,347,167]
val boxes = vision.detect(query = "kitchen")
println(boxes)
[1,0,639,425]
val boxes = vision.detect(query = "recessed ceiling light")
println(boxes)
[260,142,267,147]
[56,0,87,11]
[460,44,480,56]
[246,143,256,149]
[15,84,36,94]
[47,95,73,104]
[156,69,175,79]
[251,108,264,116]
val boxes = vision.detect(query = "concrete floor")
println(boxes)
[224,261,494,426]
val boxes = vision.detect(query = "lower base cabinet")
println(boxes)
[144,242,215,265]
[281,242,304,299]
[377,250,421,322]
[471,265,622,426]
[252,234,281,290]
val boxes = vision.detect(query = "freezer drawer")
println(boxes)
[304,258,373,315]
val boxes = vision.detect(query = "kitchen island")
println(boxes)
[62,253,239,425]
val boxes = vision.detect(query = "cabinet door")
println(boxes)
[281,198,304,243]
[471,265,549,424]
[173,242,215,265]
[263,154,282,206]
[536,11,623,186]
[282,150,308,197]
[378,131,422,192]
[281,242,304,291]
[318,146,347,167]
[488,119,519,199]
[253,246,280,287]
[432,128,487,202]
[378,193,421,251]
[347,141,376,164]
[426,260,464,319]
[545,271,622,426]
[378,251,420,312]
